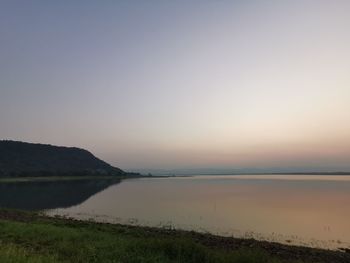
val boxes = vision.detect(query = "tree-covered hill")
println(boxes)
[0,140,124,177]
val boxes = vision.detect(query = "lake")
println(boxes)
[1,175,350,250]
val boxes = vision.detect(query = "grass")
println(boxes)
[0,243,57,263]
[0,211,300,263]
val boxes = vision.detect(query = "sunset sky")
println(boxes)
[1,1,350,172]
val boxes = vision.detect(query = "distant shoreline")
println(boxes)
[0,174,168,183]
[151,172,350,176]
[1,172,350,183]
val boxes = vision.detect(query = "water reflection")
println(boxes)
[0,178,121,210]
[2,175,349,249]
[48,175,350,250]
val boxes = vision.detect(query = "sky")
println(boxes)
[1,1,350,172]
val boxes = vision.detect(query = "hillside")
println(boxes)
[0,140,124,177]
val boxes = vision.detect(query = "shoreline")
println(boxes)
[0,209,349,263]
[0,174,160,183]
[1,173,349,184]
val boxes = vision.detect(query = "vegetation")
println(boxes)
[0,213,292,263]
[0,209,348,263]
[0,140,125,177]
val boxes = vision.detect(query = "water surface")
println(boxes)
[0,178,120,210]
[44,175,350,250]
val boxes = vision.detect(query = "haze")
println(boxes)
[1,1,350,172]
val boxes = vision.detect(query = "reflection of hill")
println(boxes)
[0,179,121,210]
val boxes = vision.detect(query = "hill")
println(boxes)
[0,140,124,177]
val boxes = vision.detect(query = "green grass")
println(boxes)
[0,216,300,263]
[0,243,57,263]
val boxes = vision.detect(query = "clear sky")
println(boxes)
[1,1,350,172]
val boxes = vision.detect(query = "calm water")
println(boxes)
[1,175,350,249]
[0,178,121,210]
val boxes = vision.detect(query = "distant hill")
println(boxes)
[0,140,125,177]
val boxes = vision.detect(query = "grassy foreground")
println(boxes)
[0,210,348,263]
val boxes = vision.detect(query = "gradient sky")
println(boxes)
[1,1,350,171]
